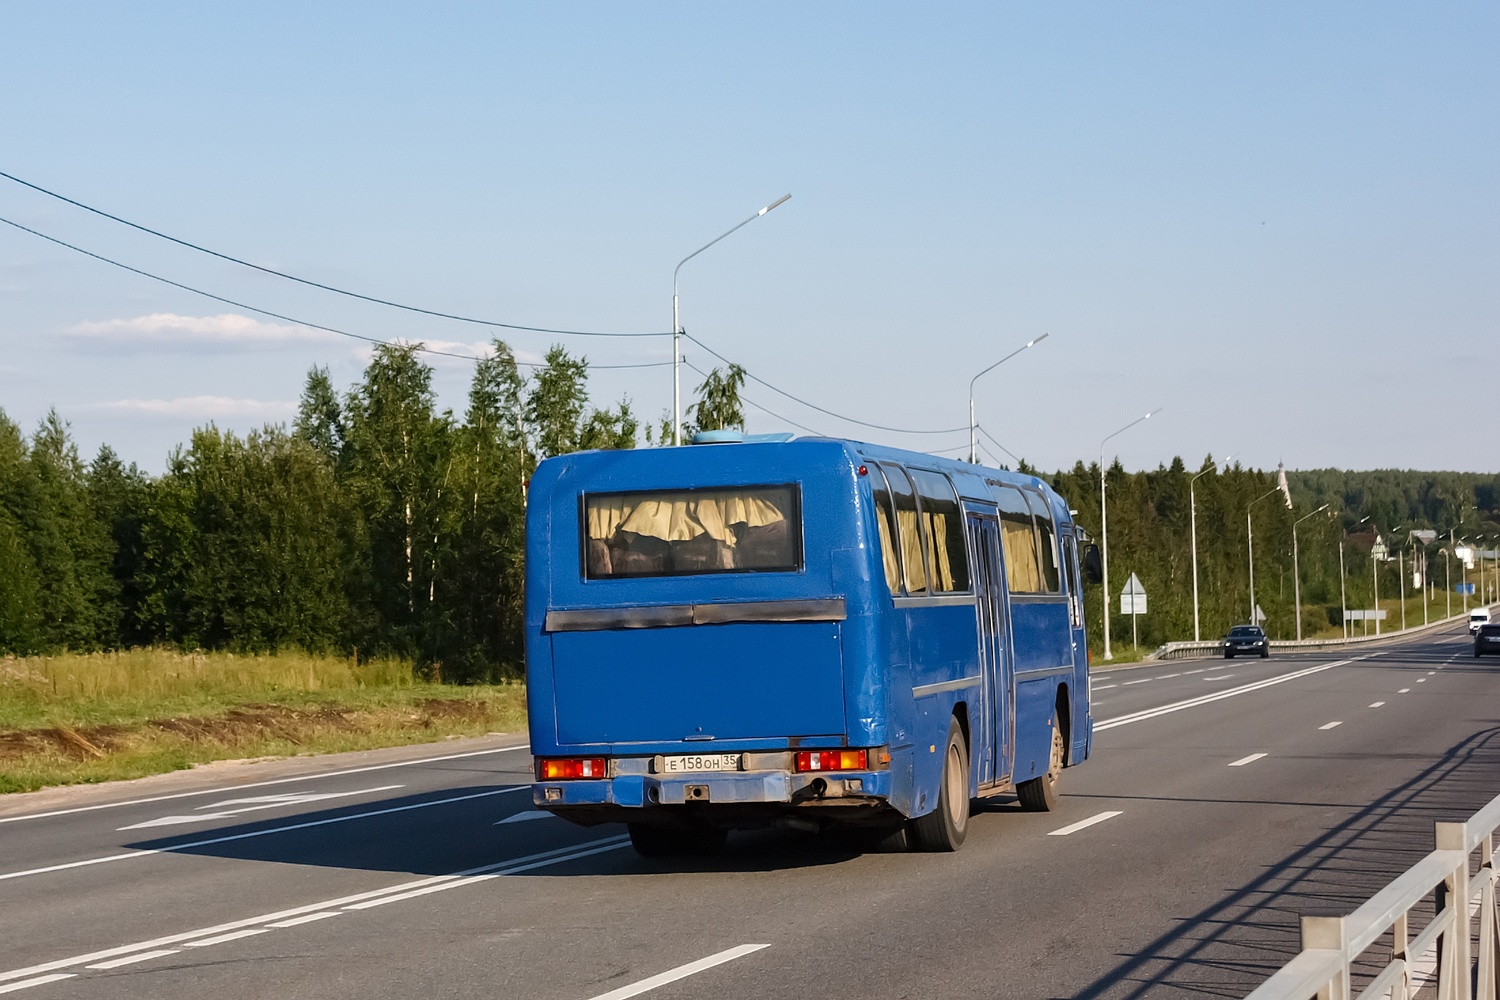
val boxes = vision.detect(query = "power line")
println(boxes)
[682,332,970,436]
[682,359,824,436]
[976,425,1022,464]
[0,169,670,339]
[0,215,670,371]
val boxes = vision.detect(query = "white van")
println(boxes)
[1471,608,1492,635]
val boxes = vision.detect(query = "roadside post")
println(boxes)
[1121,573,1147,651]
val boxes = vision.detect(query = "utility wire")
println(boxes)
[976,425,1022,464]
[682,332,969,436]
[0,169,670,339]
[683,359,824,436]
[0,215,670,371]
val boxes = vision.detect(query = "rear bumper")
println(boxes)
[533,768,891,812]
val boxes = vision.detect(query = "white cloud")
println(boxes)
[66,313,336,348]
[96,396,297,420]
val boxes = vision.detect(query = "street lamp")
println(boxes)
[1246,478,1292,629]
[1098,408,1161,661]
[1189,454,1231,642]
[968,333,1049,463]
[671,194,791,446]
[1340,515,1370,638]
[1292,503,1330,640]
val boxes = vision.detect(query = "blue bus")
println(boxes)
[525,434,1098,855]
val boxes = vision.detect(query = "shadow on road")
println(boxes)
[1056,722,1500,1000]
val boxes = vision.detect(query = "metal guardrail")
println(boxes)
[1147,604,1496,662]
[1243,789,1500,1000]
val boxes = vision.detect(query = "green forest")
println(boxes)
[2,341,1497,677]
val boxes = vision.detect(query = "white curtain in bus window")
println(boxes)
[909,469,971,592]
[1023,490,1062,592]
[583,486,799,577]
[996,487,1044,594]
[869,472,902,595]
[878,463,928,594]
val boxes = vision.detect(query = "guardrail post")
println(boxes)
[1301,915,1350,1000]
[1479,828,1498,1000]
[1437,822,1473,1000]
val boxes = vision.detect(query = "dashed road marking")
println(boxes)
[1092,684,1118,691]
[585,944,772,1000]
[266,912,340,929]
[86,950,180,970]
[0,975,76,994]
[1183,669,1205,675]
[1319,721,1343,730]
[118,784,406,831]
[1048,811,1123,836]
[1228,753,1267,767]
[1123,678,1153,686]
[1156,673,1182,679]
[1369,702,1386,708]
[1416,678,1426,683]
[495,811,556,826]
[184,929,270,948]
[1399,688,1411,694]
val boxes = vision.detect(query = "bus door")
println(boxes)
[1060,529,1086,670]
[965,508,1014,787]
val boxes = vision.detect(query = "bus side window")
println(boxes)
[879,463,928,595]
[869,469,903,596]
[909,469,970,592]
[996,487,1043,594]
[1024,491,1061,593]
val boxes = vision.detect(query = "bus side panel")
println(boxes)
[1009,601,1071,782]
[905,604,981,814]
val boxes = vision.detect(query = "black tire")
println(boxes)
[1224,650,1234,659]
[1260,648,1269,659]
[908,718,970,852]
[627,822,727,858]
[1017,721,1065,812]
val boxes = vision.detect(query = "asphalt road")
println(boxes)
[2,623,1496,1000]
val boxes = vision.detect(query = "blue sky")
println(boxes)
[1,3,1495,473]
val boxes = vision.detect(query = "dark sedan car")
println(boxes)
[1476,623,1500,658]
[1224,625,1269,659]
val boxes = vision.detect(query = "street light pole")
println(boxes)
[1372,536,1381,636]
[671,194,791,446]
[968,333,1049,463]
[1246,487,1284,628]
[1099,409,1161,661]
[1339,540,1348,638]
[1189,455,1230,642]
[1292,503,1330,641]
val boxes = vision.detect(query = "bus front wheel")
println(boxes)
[1017,722,1064,812]
[908,718,970,852]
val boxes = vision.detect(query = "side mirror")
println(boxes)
[1081,543,1103,585]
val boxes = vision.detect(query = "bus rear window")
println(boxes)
[583,485,801,578]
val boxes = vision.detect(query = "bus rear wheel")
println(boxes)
[627,822,727,858]
[908,718,970,852]
[1017,722,1064,812]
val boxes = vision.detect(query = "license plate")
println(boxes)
[656,753,743,774]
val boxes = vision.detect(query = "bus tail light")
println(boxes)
[795,750,868,773]
[536,757,608,780]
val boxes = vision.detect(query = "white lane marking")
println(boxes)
[0,743,529,826]
[1092,684,1118,691]
[184,929,270,948]
[0,786,525,883]
[585,944,771,1000]
[86,950,180,970]
[1319,721,1343,730]
[1155,673,1182,680]
[1369,702,1386,708]
[1428,671,1437,675]
[1095,655,1375,732]
[1204,674,1237,682]
[0,837,629,985]
[1183,669,1205,675]
[265,912,339,928]
[1206,664,1230,670]
[1048,811,1123,836]
[495,811,556,825]
[1228,753,1267,767]
[1123,678,1153,686]
[344,839,629,911]
[0,975,76,994]
[1398,688,1411,694]
[1416,678,1426,683]
[118,784,405,830]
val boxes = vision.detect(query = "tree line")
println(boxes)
[1043,458,1500,652]
[2,344,1495,676]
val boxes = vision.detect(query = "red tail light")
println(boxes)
[536,757,608,780]
[795,750,868,773]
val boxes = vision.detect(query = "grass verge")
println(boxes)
[0,649,526,794]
